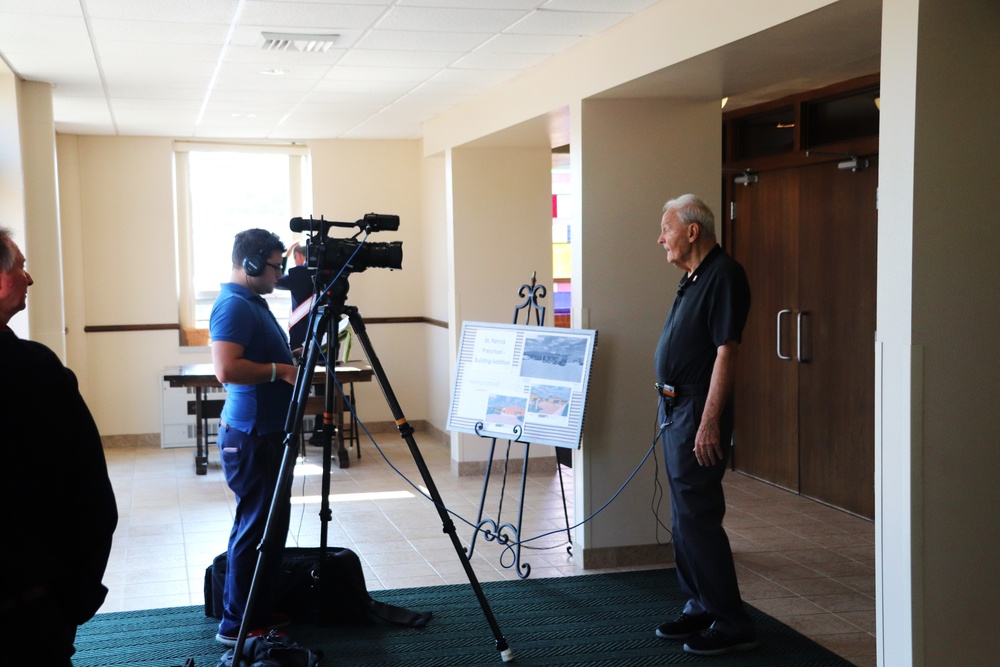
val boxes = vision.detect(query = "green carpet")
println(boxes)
[75,568,855,666]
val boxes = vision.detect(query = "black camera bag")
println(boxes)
[204,546,431,628]
[215,630,321,667]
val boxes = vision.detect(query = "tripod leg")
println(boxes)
[230,304,334,664]
[346,307,514,662]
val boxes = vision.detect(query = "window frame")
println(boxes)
[174,142,311,345]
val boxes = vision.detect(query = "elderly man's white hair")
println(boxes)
[663,194,716,237]
[0,227,16,272]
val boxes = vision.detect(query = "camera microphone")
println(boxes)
[290,216,327,233]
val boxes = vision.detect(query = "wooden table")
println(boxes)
[162,361,374,474]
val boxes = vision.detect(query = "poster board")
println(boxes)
[447,321,597,449]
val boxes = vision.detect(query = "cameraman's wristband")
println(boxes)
[270,362,277,383]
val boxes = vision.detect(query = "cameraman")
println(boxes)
[210,228,297,645]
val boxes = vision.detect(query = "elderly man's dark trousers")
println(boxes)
[661,396,754,637]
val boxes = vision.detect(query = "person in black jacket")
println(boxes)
[275,241,324,443]
[0,227,118,666]
[276,242,313,353]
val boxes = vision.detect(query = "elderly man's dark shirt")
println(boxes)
[654,245,750,386]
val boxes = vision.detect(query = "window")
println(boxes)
[175,143,311,344]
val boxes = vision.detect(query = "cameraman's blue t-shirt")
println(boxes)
[209,282,294,435]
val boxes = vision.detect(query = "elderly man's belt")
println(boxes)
[655,382,710,399]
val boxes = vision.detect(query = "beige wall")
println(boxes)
[51,136,438,434]
[0,64,26,337]
[56,135,201,434]
[420,153,452,428]
[446,143,554,465]
[18,82,64,357]
[309,139,433,425]
[572,97,720,551]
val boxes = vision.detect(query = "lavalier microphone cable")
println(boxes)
[327,374,674,562]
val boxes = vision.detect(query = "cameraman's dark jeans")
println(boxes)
[218,427,291,637]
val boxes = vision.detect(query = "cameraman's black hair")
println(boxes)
[232,228,285,269]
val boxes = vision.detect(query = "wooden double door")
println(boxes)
[729,158,877,518]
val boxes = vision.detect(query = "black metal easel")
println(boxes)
[228,217,514,665]
[466,273,574,579]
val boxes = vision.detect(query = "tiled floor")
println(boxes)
[99,431,875,666]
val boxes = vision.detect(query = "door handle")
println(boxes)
[797,311,809,363]
[777,309,792,360]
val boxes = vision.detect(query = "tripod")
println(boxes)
[230,274,513,664]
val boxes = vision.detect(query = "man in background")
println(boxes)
[276,241,313,353]
[276,241,324,444]
[0,227,118,666]
[651,195,756,656]
[210,228,297,646]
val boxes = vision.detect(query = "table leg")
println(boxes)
[334,384,350,469]
[195,388,208,475]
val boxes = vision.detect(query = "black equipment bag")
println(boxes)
[205,546,432,628]
[215,630,321,667]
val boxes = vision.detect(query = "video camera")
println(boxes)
[290,213,402,275]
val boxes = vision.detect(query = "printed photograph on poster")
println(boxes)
[447,321,597,449]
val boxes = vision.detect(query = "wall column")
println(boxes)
[572,97,720,563]
[18,81,65,357]
[446,143,553,471]
[0,65,26,336]
[877,1,1000,665]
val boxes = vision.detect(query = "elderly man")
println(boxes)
[651,195,756,656]
[210,228,297,646]
[0,227,118,666]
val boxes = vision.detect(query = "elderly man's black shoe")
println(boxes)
[655,613,713,640]
[683,627,759,655]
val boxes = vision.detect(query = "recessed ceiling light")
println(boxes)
[259,68,286,76]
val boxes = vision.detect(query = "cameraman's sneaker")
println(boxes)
[655,613,713,640]
[683,627,758,655]
[215,628,286,647]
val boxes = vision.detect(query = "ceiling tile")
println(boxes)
[85,0,239,23]
[90,18,230,44]
[337,49,462,70]
[355,29,492,52]
[507,9,630,36]
[478,33,582,54]
[451,50,551,71]
[377,7,528,33]
[541,0,659,11]
[239,2,387,29]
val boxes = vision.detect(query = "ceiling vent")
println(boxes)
[259,32,340,53]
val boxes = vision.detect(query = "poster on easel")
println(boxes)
[447,321,597,449]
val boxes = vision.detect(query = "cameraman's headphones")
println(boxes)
[242,232,281,277]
